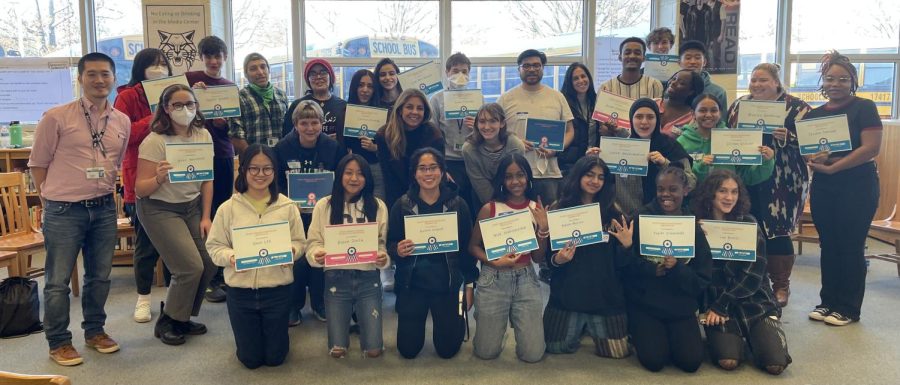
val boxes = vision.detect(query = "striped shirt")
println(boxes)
[599,75,664,100]
[229,86,289,147]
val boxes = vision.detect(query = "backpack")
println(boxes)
[0,277,43,338]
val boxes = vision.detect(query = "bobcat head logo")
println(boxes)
[158,30,197,71]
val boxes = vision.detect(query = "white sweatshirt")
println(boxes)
[305,195,390,271]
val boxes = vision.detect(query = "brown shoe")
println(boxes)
[49,344,84,366]
[85,333,120,354]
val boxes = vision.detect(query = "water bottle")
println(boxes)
[0,125,10,149]
[9,121,22,148]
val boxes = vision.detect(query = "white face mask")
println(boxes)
[144,66,168,81]
[448,72,469,89]
[170,108,196,127]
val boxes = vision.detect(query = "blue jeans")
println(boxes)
[473,264,545,363]
[324,269,383,354]
[226,285,292,369]
[42,196,117,349]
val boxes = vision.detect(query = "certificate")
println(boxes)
[796,114,853,155]
[194,84,241,119]
[547,203,608,251]
[233,222,294,271]
[397,61,443,95]
[443,89,483,119]
[286,172,334,209]
[525,118,566,151]
[323,222,380,267]
[479,210,539,261]
[638,215,695,259]
[344,104,388,139]
[735,99,787,134]
[165,142,214,183]
[404,212,459,255]
[142,75,189,112]
[711,128,763,165]
[643,54,681,82]
[599,137,651,176]
[700,220,758,262]
[592,91,634,129]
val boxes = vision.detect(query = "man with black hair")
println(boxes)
[600,37,664,100]
[230,52,289,156]
[678,40,727,123]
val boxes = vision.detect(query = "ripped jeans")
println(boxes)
[323,269,383,354]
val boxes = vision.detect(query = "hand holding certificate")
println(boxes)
[547,203,607,250]
[525,118,566,151]
[233,222,294,271]
[638,215,695,259]
[287,172,334,209]
[142,75,189,112]
[735,100,787,134]
[397,61,443,95]
[479,210,539,261]
[796,114,852,155]
[592,91,634,130]
[711,128,763,165]
[323,223,379,267]
[599,137,651,176]
[700,220,757,262]
[643,54,681,82]
[344,104,388,139]
[165,142,214,183]
[443,89,483,119]
[404,213,459,255]
[194,85,241,119]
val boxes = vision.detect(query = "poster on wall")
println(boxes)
[143,3,208,75]
[677,0,740,74]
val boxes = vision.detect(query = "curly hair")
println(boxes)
[818,50,859,98]
[691,169,751,221]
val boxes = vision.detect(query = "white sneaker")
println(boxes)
[134,301,152,323]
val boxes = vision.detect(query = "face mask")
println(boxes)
[448,73,469,89]
[170,108,196,127]
[144,66,168,81]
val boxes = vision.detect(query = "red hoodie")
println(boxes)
[113,83,153,204]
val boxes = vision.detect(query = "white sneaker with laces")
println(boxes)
[134,301,152,323]
[824,312,853,326]
[808,307,830,321]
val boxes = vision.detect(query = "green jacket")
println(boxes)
[676,121,774,186]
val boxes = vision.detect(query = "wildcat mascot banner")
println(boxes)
[143,2,209,75]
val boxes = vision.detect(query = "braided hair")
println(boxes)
[818,50,859,98]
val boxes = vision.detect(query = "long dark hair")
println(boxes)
[235,144,279,205]
[490,153,537,202]
[128,48,172,87]
[556,156,618,225]
[560,62,596,122]
[408,147,447,189]
[329,154,378,225]
[692,169,751,221]
[373,58,402,105]
[150,84,205,135]
[347,69,377,106]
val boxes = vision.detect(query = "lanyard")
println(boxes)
[79,100,110,159]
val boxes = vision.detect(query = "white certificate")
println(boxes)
[165,142,214,183]
[323,222,379,267]
[404,212,459,255]
[643,54,681,82]
[700,220,758,262]
[233,222,294,271]
[735,99,787,134]
[344,104,388,139]
[194,84,241,119]
[796,114,853,155]
[638,215,695,259]
[711,128,763,165]
[599,137,651,176]
[547,203,607,251]
[142,75,189,113]
[397,61,443,95]
[479,210,539,261]
[592,91,634,129]
[443,89,483,119]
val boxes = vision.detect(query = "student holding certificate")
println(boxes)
[626,167,711,372]
[657,69,705,138]
[462,103,526,207]
[468,153,549,363]
[206,145,307,369]
[804,52,882,327]
[345,69,386,200]
[726,63,813,307]
[306,154,390,358]
[374,58,403,110]
[677,94,775,186]
[387,148,477,359]
[136,84,217,346]
[693,170,791,375]
[558,63,599,173]
[544,156,634,358]
[281,58,346,139]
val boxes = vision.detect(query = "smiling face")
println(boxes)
[679,48,705,72]
[580,165,606,197]
[307,63,331,93]
[79,60,115,102]
[822,65,853,102]
[503,162,528,199]
[571,67,590,95]
[246,59,270,88]
[246,153,275,193]
[749,69,780,100]
[341,160,366,199]
[414,153,442,192]
[666,71,694,99]
[620,42,646,70]
[400,96,426,128]
[632,106,657,138]
[712,178,739,217]
[357,74,375,104]
[295,117,322,144]
[650,39,672,54]
[692,97,721,130]
[477,110,503,142]
[379,64,398,91]
[518,56,544,85]
[656,173,687,214]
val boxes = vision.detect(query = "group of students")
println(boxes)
[32,27,882,375]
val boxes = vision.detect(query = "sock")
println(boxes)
[137,294,151,304]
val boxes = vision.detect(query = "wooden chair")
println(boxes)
[0,371,71,385]
[0,249,19,277]
[0,172,45,279]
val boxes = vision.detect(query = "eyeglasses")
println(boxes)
[823,76,852,84]
[247,166,275,176]
[519,63,543,71]
[169,102,197,111]
[308,70,330,79]
[416,165,441,174]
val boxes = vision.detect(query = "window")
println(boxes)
[788,63,895,118]
[0,0,82,58]
[452,1,583,57]
[791,0,899,54]
[473,65,568,103]
[593,0,651,88]
[95,0,145,91]
[232,0,294,97]
[735,0,776,95]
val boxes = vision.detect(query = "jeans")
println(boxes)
[543,304,629,358]
[42,196,117,349]
[473,264,545,363]
[707,315,791,370]
[395,288,465,359]
[226,285,292,369]
[124,202,167,294]
[324,269,383,353]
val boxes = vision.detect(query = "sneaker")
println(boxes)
[204,286,226,303]
[134,301,152,323]
[85,333,120,354]
[808,307,831,321]
[824,312,854,326]
[49,344,83,366]
[288,309,303,327]
[313,307,327,322]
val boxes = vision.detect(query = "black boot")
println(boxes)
[154,302,185,345]
[176,319,208,335]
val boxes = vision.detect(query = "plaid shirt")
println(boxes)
[229,85,289,146]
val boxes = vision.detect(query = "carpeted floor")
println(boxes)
[1,240,899,385]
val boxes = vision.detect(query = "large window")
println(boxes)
[735,0,776,94]
[788,62,896,117]
[592,0,651,88]
[0,0,82,58]
[95,0,144,90]
[232,0,294,97]
[791,0,899,54]
[452,1,583,57]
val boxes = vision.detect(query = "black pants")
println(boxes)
[446,160,477,217]
[226,285,291,369]
[209,156,235,288]
[707,315,791,370]
[810,163,878,320]
[628,306,704,373]
[292,212,324,312]
[124,203,169,293]
[395,288,465,359]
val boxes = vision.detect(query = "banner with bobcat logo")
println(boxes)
[143,3,209,75]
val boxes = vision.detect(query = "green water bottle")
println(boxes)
[9,121,22,148]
